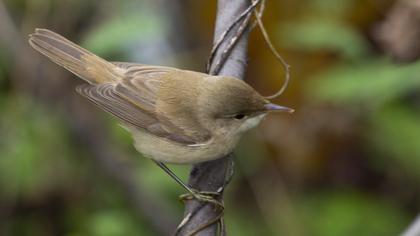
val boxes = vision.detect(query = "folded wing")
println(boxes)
[77,63,210,145]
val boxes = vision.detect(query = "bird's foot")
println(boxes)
[179,189,224,210]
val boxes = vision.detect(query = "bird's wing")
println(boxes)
[77,62,211,145]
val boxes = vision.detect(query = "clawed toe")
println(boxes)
[179,189,224,210]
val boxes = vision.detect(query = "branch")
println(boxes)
[373,0,420,62]
[402,215,420,236]
[176,0,252,235]
[0,1,22,54]
[210,0,251,78]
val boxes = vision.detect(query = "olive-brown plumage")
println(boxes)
[29,29,292,164]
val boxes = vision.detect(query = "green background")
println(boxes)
[0,0,418,235]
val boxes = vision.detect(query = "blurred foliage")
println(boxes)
[309,60,420,106]
[368,107,420,178]
[299,192,408,236]
[83,9,166,56]
[280,20,369,60]
[0,95,76,199]
[0,0,419,235]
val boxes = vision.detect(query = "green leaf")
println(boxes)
[88,210,151,236]
[299,192,409,236]
[307,59,420,107]
[279,19,369,60]
[367,107,420,177]
[0,95,79,199]
[82,10,166,56]
[309,0,354,16]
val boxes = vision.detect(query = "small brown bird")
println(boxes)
[28,29,292,165]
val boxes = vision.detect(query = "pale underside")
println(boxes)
[127,113,265,164]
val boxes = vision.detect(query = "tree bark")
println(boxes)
[176,0,251,235]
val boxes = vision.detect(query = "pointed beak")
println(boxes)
[264,103,294,113]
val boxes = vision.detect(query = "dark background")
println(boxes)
[1,0,419,235]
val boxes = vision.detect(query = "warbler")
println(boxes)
[29,29,292,164]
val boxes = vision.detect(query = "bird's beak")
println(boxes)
[264,103,294,113]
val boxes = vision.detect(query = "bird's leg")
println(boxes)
[153,161,224,210]
[153,161,192,193]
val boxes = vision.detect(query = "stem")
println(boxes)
[175,0,251,235]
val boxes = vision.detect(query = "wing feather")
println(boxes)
[77,63,208,145]
[76,84,156,129]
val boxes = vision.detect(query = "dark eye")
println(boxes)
[234,114,246,120]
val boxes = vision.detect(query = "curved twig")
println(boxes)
[206,0,261,74]
[251,0,291,99]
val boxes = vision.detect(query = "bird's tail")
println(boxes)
[29,28,121,84]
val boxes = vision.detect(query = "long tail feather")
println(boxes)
[29,28,122,84]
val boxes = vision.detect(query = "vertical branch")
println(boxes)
[209,0,251,78]
[176,0,251,235]
[402,215,420,236]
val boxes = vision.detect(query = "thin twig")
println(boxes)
[185,211,225,236]
[249,0,266,30]
[211,11,253,75]
[174,203,208,236]
[206,0,261,74]
[251,0,291,99]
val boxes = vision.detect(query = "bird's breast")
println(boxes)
[129,128,237,164]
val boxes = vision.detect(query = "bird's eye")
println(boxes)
[234,114,246,120]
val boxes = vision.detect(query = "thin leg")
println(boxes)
[152,160,224,209]
[153,160,193,194]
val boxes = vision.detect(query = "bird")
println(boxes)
[28,28,293,202]
[29,28,293,164]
